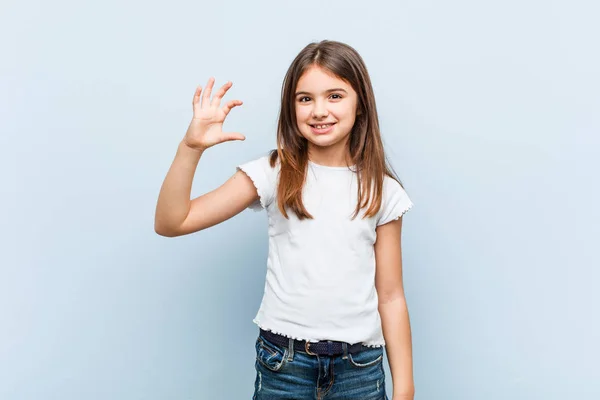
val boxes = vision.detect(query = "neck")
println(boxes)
[307,141,352,168]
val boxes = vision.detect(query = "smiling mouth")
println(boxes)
[310,123,336,129]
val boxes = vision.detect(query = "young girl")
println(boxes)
[155,40,415,400]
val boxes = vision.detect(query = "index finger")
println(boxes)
[201,77,215,108]
[210,81,233,107]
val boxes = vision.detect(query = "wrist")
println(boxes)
[180,139,206,155]
[392,389,415,400]
[393,385,415,400]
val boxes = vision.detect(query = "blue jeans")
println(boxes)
[253,331,389,399]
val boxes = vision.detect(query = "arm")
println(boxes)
[154,77,257,237]
[375,217,415,400]
[154,141,259,237]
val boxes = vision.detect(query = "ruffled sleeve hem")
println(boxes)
[236,164,267,212]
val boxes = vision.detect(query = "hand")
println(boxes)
[183,77,245,151]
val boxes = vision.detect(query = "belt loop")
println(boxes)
[342,342,348,360]
[287,337,295,361]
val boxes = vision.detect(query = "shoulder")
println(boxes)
[382,174,408,197]
[377,174,413,226]
[238,150,280,174]
[236,150,280,210]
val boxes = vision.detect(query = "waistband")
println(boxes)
[259,328,368,356]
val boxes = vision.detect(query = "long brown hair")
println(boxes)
[269,40,404,220]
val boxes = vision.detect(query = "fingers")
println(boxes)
[210,81,233,107]
[222,99,243,116]
[197,78,239,110]
[193,85,202,106]
[201,77,215,108]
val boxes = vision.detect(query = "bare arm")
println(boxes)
[154,77,256,237]
[154,141,259,237]
[375,217,415,400]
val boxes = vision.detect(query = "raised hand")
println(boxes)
[183,77,244,151]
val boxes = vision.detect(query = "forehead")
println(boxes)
[296,65,351,92]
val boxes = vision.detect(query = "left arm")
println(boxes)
[375,217,415,400]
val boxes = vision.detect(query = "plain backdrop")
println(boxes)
[1,0,599,399]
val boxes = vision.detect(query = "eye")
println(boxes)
[330,93,343,100]
[298,96,311,102]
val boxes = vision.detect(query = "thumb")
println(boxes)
[223,132,246,142]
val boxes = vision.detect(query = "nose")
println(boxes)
[311,100,329,119]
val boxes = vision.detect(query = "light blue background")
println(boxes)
[2,0,599,399]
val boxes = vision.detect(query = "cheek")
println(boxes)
[295,107,310,123]
[335,104,357,124]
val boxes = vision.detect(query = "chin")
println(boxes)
[302,130,349,147]
[304,134,340,148]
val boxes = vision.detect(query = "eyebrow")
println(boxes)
[295,88,348,96]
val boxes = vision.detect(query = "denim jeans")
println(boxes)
[253,331,389,400]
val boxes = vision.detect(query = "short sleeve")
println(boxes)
[236,154,278,211]
[376,177,414,226]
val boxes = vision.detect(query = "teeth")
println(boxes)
[314,124,332,129]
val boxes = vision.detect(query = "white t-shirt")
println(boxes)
[237,153,413,347]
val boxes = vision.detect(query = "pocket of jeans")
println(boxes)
[347,346,384,368]
[255,336,288,372]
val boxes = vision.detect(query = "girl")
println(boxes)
[155,40,415,400]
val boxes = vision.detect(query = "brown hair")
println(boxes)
[269,40,404,220]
